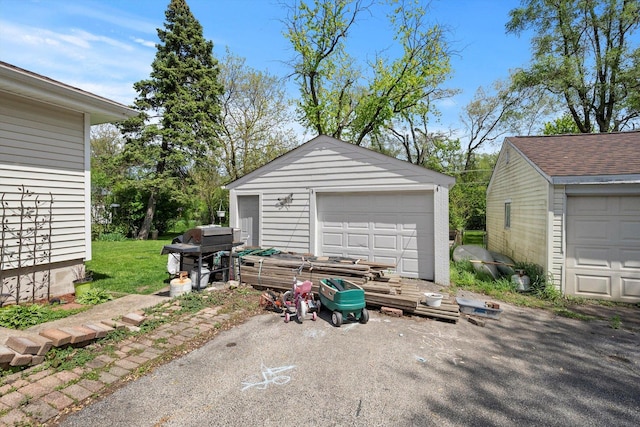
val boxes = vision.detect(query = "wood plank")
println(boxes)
[412,306,460,322]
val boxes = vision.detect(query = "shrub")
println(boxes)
[95,232,128,242]
[0,304,85,329]
[76,288,114,305]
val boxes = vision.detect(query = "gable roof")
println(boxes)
[507,131,640,183]
[225,134,455,189]
[0,61,136,125]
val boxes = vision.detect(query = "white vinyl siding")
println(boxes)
[0,92,84,170]
[549,186,567,290]
[486,145,549,267]
[0,91,88,270]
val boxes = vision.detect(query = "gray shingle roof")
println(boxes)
[507,131,640,177]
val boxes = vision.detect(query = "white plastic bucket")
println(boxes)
[424,292,444,307]
[191,267,211,289]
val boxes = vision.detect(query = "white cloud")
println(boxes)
[63,2,158,35]
[0,19,153,105]
[133,37,156,48]
[436,98,458,109]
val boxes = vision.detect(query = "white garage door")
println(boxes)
[318,192,434,279]
[566,195,640,301]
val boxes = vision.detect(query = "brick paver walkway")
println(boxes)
[0,297,235,426]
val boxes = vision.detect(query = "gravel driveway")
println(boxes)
[56,293,640,427]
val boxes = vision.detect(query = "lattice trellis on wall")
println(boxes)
[0,185,53,305]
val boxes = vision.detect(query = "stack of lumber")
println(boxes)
[238,252,459,322]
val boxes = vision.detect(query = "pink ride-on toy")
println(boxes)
[281,265,320,323]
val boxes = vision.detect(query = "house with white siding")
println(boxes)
[225,135,455,285]
[0,61,136,302]
[486,132,640,303]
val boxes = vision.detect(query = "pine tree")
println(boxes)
[121,0,222,239]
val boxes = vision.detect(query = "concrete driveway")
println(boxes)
[57,294,640,427]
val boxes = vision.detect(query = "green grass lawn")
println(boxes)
[462,230,486,246]
[86,238,172,295]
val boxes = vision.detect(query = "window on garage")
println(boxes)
[504,201,511,229]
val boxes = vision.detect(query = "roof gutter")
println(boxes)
[551,174,640,185]
[0,61,137,125]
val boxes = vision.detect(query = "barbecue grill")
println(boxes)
[161,226,240,288]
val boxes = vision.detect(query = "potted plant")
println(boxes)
[72,264,93,298]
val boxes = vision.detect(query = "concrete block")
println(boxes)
[121,313,145,326]
[5,336,40,355]
[467,316,486,327]
[0,344,16,363]
[28,335,54,356]
[83,322,113,339]
[40,329,72,347]
[10,352,32,366]
[381,306,403,317]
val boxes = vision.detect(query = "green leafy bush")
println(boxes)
[95,232,128,242]
[0,304,85,329]
[76,288,114,305]
[513,262,562,302]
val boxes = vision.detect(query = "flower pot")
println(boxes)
[73,279,92,298]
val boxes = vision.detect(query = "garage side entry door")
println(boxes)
[237,195,259,247]
[318,192,434,279]
[566,195,640,301]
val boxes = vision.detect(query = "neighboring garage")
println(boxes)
[225,135,455,285]
[487,131,640,303]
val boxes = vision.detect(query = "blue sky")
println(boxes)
[0,0,531,139]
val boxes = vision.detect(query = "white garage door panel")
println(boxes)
[622,278,640,298]
[318,192,434,279]
[575,274,610,295]
[374,235,397,250]
[323,232,343,247]
[621,220,640,242]
[622,249,640,268]
[373,215,397,230]
[347,233,368,248]
[574,247,611,267]
[566,195,640,302]
[570,219,610,242]
[621,196,640,211]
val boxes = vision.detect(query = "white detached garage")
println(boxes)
[225,135,455,285]
[486,131,640,303]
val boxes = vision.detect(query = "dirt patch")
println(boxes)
[37,293,87,311]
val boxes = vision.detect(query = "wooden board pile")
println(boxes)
[238,252,459,322]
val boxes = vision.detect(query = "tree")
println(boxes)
[506,0,640,133]
[120,0,222,239]
[90,124,126,237]
[284,0,453,145]
[449,152,497,231]
[543,114,582,135]
[370,108,461,172]
[217,50,298,181]
[460,78,552,172]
